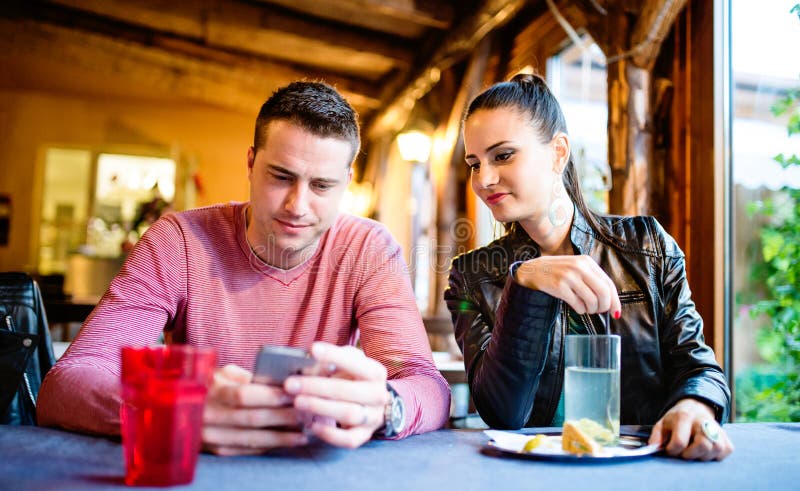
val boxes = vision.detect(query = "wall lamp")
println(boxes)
[397,130,432,163]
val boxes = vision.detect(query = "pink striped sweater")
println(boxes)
[37,202,450,438]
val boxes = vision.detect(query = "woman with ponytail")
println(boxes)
[445,74,733,461]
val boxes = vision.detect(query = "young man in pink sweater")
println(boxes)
[37,81,450,455]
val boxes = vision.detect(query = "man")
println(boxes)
[38,81,450,455]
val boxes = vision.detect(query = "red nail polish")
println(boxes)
[613,310,621,320]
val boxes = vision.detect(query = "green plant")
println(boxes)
[739,4,800,422]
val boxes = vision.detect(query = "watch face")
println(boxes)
[390,395,405,431]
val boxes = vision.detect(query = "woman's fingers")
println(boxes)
[519,256,620,315]
[654,399,734,461]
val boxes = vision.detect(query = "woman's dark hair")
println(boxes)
[465,73,613,243]
[254,81,360,163]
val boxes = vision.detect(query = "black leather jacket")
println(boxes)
[444,209,730,429]
[1,273,55,425]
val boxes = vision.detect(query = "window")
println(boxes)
[731,0,800,421]
[548,35,610,214]
[38,148,92,274]
[38,149,176,272]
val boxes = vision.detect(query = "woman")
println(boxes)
[445,74,733,461]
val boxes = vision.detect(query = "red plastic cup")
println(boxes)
[120,345,216,487]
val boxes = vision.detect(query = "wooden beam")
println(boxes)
[509,2,598,76]
[630,0,689,69]
[367,0,528,138]
[258,0,454,30]
[45,0,414,76]
[555,0,607,53]
[0,18,380,113]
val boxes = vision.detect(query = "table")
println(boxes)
[1,423,797,490]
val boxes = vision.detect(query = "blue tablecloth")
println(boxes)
[1,422,797,490]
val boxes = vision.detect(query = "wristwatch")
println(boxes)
[380,383,405,437]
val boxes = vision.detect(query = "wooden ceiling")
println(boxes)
[0,0,481,126]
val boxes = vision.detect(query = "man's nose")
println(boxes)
[284,183,310,217]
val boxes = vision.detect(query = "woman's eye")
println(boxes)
[467,162,480,172]
[495,151,513,162]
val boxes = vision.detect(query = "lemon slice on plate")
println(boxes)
[522,434,548,453]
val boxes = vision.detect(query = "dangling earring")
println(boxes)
[548,176,568,228]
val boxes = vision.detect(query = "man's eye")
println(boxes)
[314,183,332,191]
[272,174,291,181]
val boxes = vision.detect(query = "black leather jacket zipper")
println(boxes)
[544,301,569,425]
[4,314,37,409]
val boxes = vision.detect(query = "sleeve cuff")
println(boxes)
[509,261,524,279]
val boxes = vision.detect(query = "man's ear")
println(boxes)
[347,166,354,186]
[247,146,256,179]
[552,133,571,173]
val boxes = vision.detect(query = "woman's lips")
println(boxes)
[485,193,508,205]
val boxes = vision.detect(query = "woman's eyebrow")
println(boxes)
[465,140,512,160]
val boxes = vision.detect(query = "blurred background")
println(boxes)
[0,0,798,422]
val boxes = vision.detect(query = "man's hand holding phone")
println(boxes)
[283,342,393,449]
[201,343,395,455]
[202,362,310,456]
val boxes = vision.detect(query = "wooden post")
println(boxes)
[605,0,687,216]
[430,37,492,317]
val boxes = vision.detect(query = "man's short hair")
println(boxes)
[254,81,360,163]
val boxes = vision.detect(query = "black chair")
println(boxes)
[0,272,56,425]
[33,273,95,342]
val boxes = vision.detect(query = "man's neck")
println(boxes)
[245,205,318,270]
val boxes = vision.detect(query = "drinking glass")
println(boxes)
[120,345,216,486]
[564,334,620,445]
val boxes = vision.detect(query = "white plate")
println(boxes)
[484,429,661,462]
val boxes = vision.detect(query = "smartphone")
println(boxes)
[252,346,315,385]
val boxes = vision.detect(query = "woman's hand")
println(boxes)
[202,364,309,456]
[285,342,391,449]
[648,398,734,461]
[515,255,622,316]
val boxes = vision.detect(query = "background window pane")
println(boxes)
[731,0,800,422]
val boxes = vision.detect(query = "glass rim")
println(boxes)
[121,344,215,354]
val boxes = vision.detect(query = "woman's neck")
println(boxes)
[519,204,575,256]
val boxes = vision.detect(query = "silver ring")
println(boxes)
[701,420,720,443]
[358,404,368,426]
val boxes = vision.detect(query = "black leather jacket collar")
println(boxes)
[445,207,730,429]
